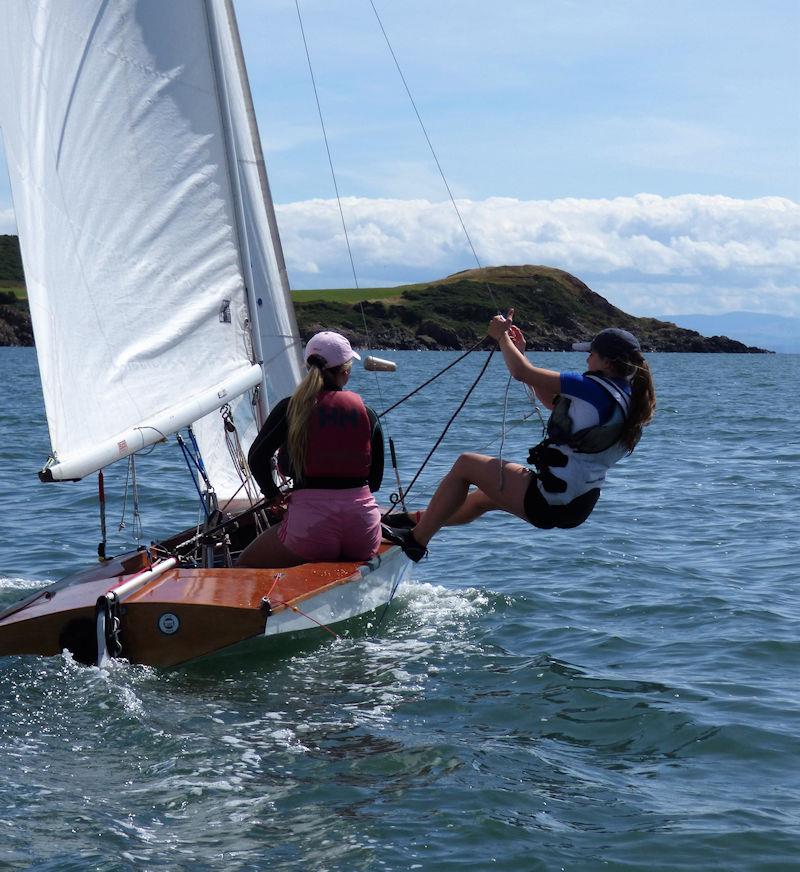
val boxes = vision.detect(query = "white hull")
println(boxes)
[264,546,410,636]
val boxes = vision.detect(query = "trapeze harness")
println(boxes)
[524,373,632,529]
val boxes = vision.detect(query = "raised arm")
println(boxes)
[487,309,561,409]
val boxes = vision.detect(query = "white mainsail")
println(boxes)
[0,0,303,493]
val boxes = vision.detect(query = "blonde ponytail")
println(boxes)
[287,366,324,477]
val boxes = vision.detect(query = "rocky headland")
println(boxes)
[295,265,770,353]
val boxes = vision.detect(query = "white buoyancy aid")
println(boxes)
[529,375,631,505]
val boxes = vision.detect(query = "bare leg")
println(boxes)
[442,488,501,526]
[412,452,532,547]
[396,490,499,530]
[237,524,305,569]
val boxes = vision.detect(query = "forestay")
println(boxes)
[0,0,303,493]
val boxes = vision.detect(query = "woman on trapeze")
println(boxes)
[238,331,384,568]
[384,310,656,561]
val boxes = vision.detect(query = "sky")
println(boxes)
[0,0,798,317]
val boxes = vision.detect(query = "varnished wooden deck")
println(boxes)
[0,544,396,667]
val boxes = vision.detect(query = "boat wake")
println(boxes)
[400,579,491,630]
[0,575,51,592]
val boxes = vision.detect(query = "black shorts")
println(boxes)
[523,477,600,529]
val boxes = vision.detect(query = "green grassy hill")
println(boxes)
[0,236,32,345]
[0,235,25,285]
[292,265,768,353]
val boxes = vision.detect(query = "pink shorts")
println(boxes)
[278,486,382,562]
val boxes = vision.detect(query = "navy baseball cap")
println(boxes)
[572,328,641,359]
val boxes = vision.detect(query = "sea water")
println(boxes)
[0,347,798,871]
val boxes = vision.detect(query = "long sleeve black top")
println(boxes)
[248,394,384,500]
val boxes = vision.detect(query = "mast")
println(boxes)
[204,0,303,428]
[220,0,300,348]
[204,0,268,428]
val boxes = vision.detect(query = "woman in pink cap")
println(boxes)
[238,331,384,568]
[385,311,656,561]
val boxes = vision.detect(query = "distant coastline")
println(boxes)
[0,235,771,352]
[657,311,799,355]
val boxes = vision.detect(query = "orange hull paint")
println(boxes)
[0,544,399,668]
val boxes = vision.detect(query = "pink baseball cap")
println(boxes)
[303,331,361,368]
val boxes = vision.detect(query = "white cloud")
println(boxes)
[275,194,800,316]
[596,280,800,319]
[0,209,16,235]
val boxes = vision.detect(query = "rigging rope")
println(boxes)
[131,457,142,543]
[497,374,514,492]
[260,562,341,638]
[292,3,519,519]
[377,339,484,418]
[294,0,390,426]
[393,347,495,506]
[294,0,358,296]
[475,404,544,454]
[388,437,407,513]
[370,569,403,636]
[177,433,211,520]
[118,455,143,545]
[367,0,501,313]
[282,602,340,638]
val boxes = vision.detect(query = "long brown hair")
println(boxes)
[614,352,656,453]
[286,356,351,475]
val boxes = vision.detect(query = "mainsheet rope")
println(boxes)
[377,339,484,419]
[293,0,390,429]
[367,0,501,313]
[390,347,495,507]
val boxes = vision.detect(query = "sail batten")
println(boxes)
[0,0,302,494]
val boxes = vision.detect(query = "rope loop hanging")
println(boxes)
[220,404,263,525]
[118,454,143,544]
